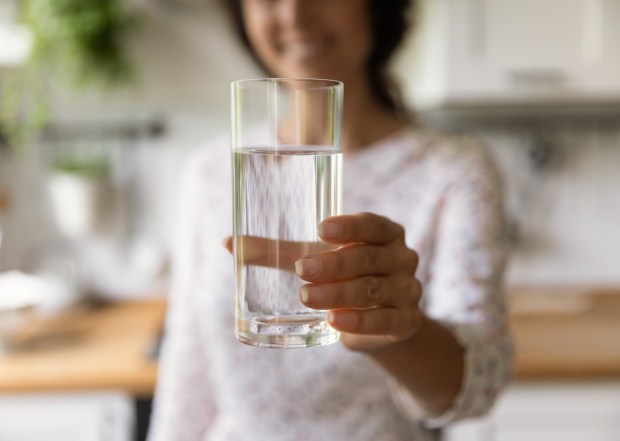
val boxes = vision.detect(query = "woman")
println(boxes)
[148,1,513,440]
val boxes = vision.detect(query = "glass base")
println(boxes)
[236,314,340,348]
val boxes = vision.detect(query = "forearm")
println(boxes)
[366,314,464,416]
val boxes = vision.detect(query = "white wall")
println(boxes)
[1,1,619,288]
[482,125,620,286]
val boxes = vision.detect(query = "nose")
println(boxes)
[278,0,314,28]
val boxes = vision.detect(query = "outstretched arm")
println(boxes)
[293,213,465,416]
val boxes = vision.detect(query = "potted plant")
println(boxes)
[48,149,116,238]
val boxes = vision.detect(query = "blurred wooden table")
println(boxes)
[510,287,620,379]
[1,287,619,401]
[0,299,166,398]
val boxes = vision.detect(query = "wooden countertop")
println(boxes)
[510,287,620,379]
[0,299,166,397]
[0,288,619,397]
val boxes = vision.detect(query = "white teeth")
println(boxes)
[284,42,322,59]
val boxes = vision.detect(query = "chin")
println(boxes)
[267,58,338,80]
[283,67,341,81]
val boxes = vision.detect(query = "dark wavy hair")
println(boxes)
[220,0,415,113]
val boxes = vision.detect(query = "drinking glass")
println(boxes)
[231,78,343,348]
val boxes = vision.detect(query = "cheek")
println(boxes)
[334,25,373,74]
[242,7,276,58]
[330,4,374,69]
[349,31,372,64]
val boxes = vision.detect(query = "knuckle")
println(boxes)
[403,249,419,271]
[364,276,382,305]
[361,246,381,272]
[401,277,421,307]
[401,277,415,295]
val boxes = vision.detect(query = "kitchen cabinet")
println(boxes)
[0,392,134,441]
[444,382,620,441]
[402,0,620,112]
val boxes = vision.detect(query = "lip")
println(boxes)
[278,37,330,62]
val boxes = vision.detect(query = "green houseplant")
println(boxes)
[0,0,138,150]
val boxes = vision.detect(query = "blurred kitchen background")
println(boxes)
[0,0,619,440]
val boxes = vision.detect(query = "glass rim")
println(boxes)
[231,77,343,90]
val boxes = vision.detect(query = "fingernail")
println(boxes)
[319,222,343,239]
[301,286,323,304]
[295,257,322,277]
[327,310,339,325]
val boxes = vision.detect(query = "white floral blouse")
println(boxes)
[148,127,514,441]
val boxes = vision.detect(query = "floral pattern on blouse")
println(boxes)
[148,127,514,441]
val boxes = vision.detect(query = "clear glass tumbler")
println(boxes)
[231,78,343,348]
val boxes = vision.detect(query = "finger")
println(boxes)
[339,333,404,351]
[327,307,420,339]
[224,235,333,271]
[300,275,417,310]
[223,236,233,254]
[318,212,405,245]
[295,243,416,282]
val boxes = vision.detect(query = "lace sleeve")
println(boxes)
[148,154,218,441]
[391,138,514,427]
